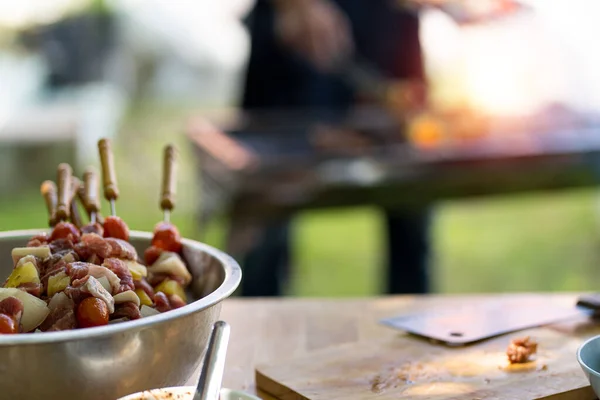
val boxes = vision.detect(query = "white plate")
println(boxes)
[117,386,261,400]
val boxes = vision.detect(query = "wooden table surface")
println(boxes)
[202,293,588,399]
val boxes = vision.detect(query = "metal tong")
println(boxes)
[194,320,231,400]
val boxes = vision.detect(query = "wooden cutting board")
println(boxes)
[256,319,600,400]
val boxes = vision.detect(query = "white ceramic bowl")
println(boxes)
[117,386,261,400]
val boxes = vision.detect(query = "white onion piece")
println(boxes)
[113,291,140,307]
[11,246,51,265]
[81,277,115,313]
[149,252,192,285]
[48,292,70,311]
[87,265,121,294]
[0,288,49,332]
[140,305,160,318]
[95,276,112,294]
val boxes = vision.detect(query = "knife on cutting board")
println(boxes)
[380,294,600,346]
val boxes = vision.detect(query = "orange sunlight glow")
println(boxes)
[421,7,567,117]
[461,25,537,116]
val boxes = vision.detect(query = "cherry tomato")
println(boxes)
[50,222,81,242]
[76,297,109,328]
[103,216,130,241]
[144,246,163,266]
[151,222,182,253]
[0,314,18,334]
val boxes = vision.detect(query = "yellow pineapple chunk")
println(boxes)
[135,288,153,307]
[4,259,40,288]
[47,272,71,297]
[125,261,147,281]
[154,279,187,302]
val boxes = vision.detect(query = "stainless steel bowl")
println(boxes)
[0,229,242,400]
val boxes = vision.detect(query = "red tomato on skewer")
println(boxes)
[151,222,182,253]
[103,216,130,241]
[77,297,109,328]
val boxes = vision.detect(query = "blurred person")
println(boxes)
[236,0,432,296]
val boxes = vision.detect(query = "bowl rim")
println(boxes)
[0,229,242,345]
[577,334,600,378]
[117,386,262,400]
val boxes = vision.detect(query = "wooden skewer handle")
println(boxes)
[83,167,101,213]
[161,144,178,210]
[69,177,83,228]
[40,180,57,226]
[98,138,119,201]
[56,163,72,221]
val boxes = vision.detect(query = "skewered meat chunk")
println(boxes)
[105,238,138,261]
[144,246,163,266]
[0,303,20,333]
[111,301,141,321]
[168,294,186,309]
[74,233,112,261]
[102,258,134,293]
[49,222,81,243]
[507,336,538,364]
[26,233,49,248]
[40,293,76,332]
[154,292,172,313]
[63,285,87,305]
[103,216,129,241]
[0,297,23,323]
[17,282,43,297]
[49,238,76,255]
[80,222,104,236]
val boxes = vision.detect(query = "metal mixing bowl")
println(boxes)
[0,229,242,400]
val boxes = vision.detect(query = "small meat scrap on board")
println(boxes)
[507,336,538,364]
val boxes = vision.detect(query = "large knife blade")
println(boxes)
[381,296,594,346]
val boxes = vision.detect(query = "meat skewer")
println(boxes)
[145,145,183,264]
[98,138,129,241]
[69,177,83,229]
[49,163,81,243]
[2,139,197,335]
[161,144,177,224]
[143,145,189,311]
[82,167,103,225]
[40,180,58,227]
[55,163,72,223]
